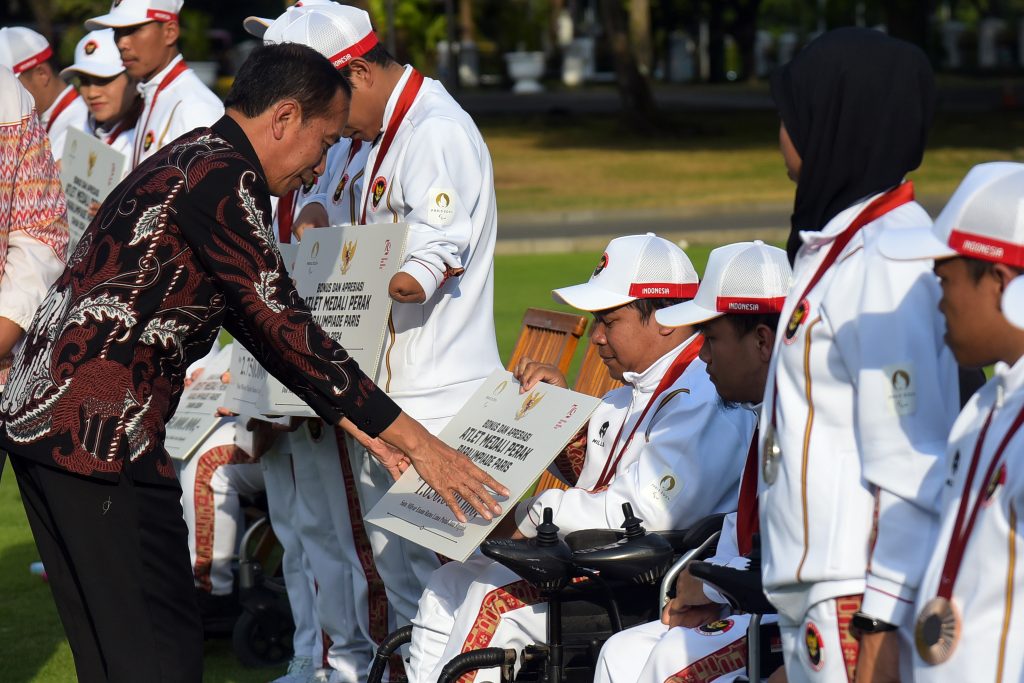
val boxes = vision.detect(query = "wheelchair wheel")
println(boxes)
[232,603,294,668]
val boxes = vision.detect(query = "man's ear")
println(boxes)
[755,324,775,363]
[344,58,372,90]
[162,20,180,47]
[994,263,1024,293]
[270,99,301,141]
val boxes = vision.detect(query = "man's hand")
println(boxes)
[345,412,510,523]
[351,425,412,481]
[0,316,24,359]
[674,565,713,606]
[512,357,568,392]
[855,631,901,683]
[389,272,426,304]
[292,202,329,242]
[661,600,722,629]
[246,418,281,459]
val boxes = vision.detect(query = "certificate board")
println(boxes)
[225,243,299,415]
[165,344,233,461]
[60,127,127,253]
[365,370,601,562]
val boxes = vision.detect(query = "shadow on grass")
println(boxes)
[0,539,71,683]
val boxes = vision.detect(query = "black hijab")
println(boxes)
[770,27,936,263]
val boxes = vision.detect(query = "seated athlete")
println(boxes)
[593,241,792,683]
[405,233,756,682]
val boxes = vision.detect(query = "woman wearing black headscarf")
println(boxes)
[758,28,962,683]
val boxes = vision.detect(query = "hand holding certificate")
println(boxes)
[366,370,601,561]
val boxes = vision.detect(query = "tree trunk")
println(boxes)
[628,0,653,76]
[707,0,726,83]
[458,0,475,43]
[730,0,761,81]
[884,0,932,48]
[29,0,55,44]
[599,0,658,128]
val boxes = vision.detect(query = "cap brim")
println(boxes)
[551,282,635,312]
[61,63,124,79]
[877,226,957,262]
[85,13,154,30]
[243,16,271,38]
[655,300,722,328]
[1003,275,1024,330]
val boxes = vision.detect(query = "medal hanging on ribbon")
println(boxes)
[914,403,1024,665]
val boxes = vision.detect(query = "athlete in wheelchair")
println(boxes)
[367,240,792,682]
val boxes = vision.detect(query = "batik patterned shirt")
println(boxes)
[0,116,400,484]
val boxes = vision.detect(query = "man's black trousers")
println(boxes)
[11,455,203,682]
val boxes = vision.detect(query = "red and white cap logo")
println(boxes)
[85,0,182,30]
[656,241,793,328]
[552,233,700,312]
[0,27,52,75]
[880,162,1024,268]
[61,29,126,80]
[262,3,379,70]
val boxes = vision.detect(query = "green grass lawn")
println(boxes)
[0,245,717,683]
[482,109,1024,215]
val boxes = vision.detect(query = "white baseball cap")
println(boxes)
[552,233,700,312]
[261,3,379,69]
[243,0,332,39]
[1004,275,1024,330]
[879,162,1024,267]
[0,27,52,75]
[656,241,793,327]
[60,29,125,79]
[85,0,183,30]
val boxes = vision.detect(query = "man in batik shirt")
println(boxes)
[0,44,504,683]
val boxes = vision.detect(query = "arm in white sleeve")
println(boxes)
[396,118,482,302]
[835,253,958,625]
[517,392,751,539]
[0,230,66,330]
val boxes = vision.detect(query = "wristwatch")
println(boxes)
[851,611,897,635]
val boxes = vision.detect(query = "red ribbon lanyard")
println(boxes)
[104,119,130,145]
[769,182,916,430]
[594,336,704,489]
[736,426,761,557]
[359,69,424,224]
[45,88,80,134]
[132,59,189,166]
[935,403,1024,599]
[277,189,296,243]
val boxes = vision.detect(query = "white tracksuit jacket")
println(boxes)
[914,357,1024,682]
[40,84,88,162]
[300,138,371,228]
[760,192,959,632]
[130,55,222,168]
[359,65,501,420]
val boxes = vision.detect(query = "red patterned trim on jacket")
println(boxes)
[192,444,250,592]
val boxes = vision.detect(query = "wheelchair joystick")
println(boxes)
[481,507,573,593]
[620,502,645,539]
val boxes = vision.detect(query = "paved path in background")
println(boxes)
[495,196,948,253]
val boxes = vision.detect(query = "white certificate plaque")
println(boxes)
[60,127,127,253]
[165,344,233,461]
[255,223,408,416]
[365,370,601,562]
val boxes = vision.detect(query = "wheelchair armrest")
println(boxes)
[481,538,574,591]
[564,529,623,553]
[571,532,673,585]
[688,560,777,614]
[657,529,721,609]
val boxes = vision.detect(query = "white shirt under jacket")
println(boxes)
[760,192,959,627]
[360,65,500,420]
[914,357,1024,682]
[131,55,222,168]
[516,337,756,537]
[86,114,135,160]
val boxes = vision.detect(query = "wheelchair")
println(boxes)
[368,504,780,683]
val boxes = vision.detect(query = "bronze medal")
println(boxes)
[762,424,781,485]
[914,596,961,665]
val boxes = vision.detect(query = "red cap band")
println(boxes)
[13,45,52,75]
[716,296,787,314]
[949,229,1024,268]
[628,282,699,299]
[146,9,177,22]
[328,31,379,69]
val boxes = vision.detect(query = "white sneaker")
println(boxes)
[269,656,314,683]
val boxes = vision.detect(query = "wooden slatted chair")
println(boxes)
[533,327,626,494]
[506,308,588,375]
